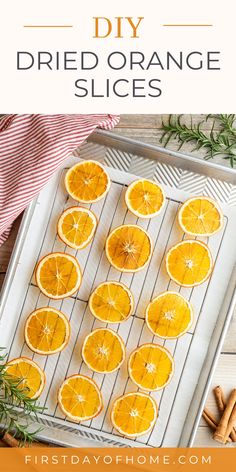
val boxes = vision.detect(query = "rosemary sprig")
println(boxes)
[209,114,236,140]
[160,115,236,167]
[0,348,44,446]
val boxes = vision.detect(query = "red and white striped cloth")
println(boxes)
[0,114,119,246]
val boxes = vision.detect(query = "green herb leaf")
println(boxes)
[160,115,236,167]
[0,348,45,446]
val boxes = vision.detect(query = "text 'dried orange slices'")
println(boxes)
[178,196,223,237]
[89,281,134,323]
[6,357,45,399]
[57,206,97,250]
[35,252,82,299]
[25,307,70,355]
[128,344,174,391]
[105,224,153,272]
[111,392,158,438]
[65,160,110,203]
[146,291,193,339]
[166,240,213,287]
[82,328,125,374]
[58,375,103,422]
[125,178,165,219]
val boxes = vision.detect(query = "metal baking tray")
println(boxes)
[0,129,236,448]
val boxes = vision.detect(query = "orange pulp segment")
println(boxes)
[35,252,82,299]
[105,224,153,272]
[65,160,110,203]
[178,196,223,236]
[166,240,213,287]
[25,307,70,355]
[111,392,158,438]
[89,281,134,323]
[82,328,125,373]
[128,343,174,391]
[6,357,45,399]
[125,178,165,218]
[145,291,193,338]
[58,374,103,421]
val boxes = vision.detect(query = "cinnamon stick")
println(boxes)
[214,386,236,441]
[1,432,49,448]
[223,402,236,444]
[202,408,218,430]
[214,385,226,412]
[202,409,232,442]
[0,439,8,447]
[213,388,236,443]
[2,432,19,448]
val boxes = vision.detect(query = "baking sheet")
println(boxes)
[1,146,236,448]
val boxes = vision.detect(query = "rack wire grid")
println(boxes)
[4,157,228,448]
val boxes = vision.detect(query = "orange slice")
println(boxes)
[128,343,174,391]
[111,392,158,438]
[89,281,134,323]
[146,291,193,339]
[65,160,110,203]
[125,179,165,218]
[105,224,153,272]
[6,357,45,399]
[35,252,82,299]
[58,374,103,421]
[57,206,97,250]
[166,240,213,287]
[25,307,70,355]
[178,196,223,236]
[82,328,125,374]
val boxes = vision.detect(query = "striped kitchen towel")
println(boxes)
[0,114,119,246]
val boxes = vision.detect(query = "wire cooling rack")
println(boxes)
[3,158,230,448]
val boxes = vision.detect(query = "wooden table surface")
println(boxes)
[0,114,235,448]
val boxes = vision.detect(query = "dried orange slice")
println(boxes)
[65,160,110,203]
[111,392,158,438]
[146,291,193,339]
[166,240,213,287]
[82,328,125,373]
[58,374,103,421]
[105,224,153,272]
[57,206,97,250]
[35,252,82,299]
[178,196,223,236]
[89,281,134,323]
[25,307,70,355]
[6,357,45,399]
[128,344,174,391]
[125,179,165,218]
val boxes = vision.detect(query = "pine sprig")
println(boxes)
[160,115,236,167]
[0,348,45,446]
